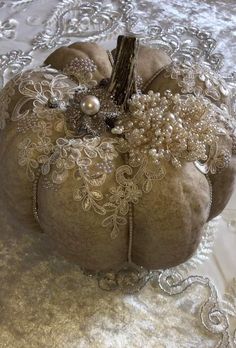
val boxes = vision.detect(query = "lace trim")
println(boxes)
[165,62,230,99]
[31,135,166,239]
[164,62,236,144]
[0,66,76,131]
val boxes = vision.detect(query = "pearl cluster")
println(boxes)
[95,160,114,175]
[80,159,113,177]
[112,90,221,168]
[66,85,122,136]
[63,57,97,88]
[222,150,232,167]
[17,114,38,134]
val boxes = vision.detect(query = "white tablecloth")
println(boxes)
[0,1,236,347]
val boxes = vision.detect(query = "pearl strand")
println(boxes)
[112,91,222,169]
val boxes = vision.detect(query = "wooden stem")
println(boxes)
[108,35,139,110]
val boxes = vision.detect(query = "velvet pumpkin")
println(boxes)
[0,36,235,273]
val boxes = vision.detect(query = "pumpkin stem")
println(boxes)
[108,35,139,110]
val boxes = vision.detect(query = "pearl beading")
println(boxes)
[63,57,97,87]
[113,90,228,171]
[66,83,122,136]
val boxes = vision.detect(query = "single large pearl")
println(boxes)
[80,95,100,116]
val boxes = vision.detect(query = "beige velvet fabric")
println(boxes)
[44,42,112,82]
[112,45,171,87]
[208,156,236,220]
[37,160,210,271]
[0,123,37,228]
[37,155,128,271]
[132,163,210,269]
[136,46,171,84]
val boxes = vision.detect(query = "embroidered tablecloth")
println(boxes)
[0,1,236,347]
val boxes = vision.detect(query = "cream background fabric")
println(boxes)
[0,1,236,347]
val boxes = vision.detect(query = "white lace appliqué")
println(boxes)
[165,62,230,100]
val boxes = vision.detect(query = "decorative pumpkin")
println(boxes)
[0,36,235,274]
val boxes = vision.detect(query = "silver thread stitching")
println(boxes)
[128,202,134,263]
[205,174,213,219]
[32,170,41,225]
